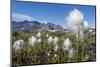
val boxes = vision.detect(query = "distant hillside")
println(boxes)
[12,20,64,32]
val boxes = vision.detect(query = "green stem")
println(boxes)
[81,43,84,61]
[68,50,70,62]
[76,44,78,62]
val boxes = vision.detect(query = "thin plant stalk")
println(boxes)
[68,49,70,62]
[76,37,79,62]
[81,43,84,61]
[81,40,85,61]
[76,25,80,62]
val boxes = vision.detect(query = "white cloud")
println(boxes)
[12,13,34,22]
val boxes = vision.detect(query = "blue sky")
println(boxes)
[12,0,96,28]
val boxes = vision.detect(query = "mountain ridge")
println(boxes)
[12,20,64,32]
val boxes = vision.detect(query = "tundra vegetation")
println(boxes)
[12,9,96,66]
[12,30,96,66]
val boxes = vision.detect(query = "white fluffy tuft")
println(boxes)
[67,8,83,26]
[36,32,41,38]
[13,39,24,50]
[63,38,72,50]
[28,36,37,46]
